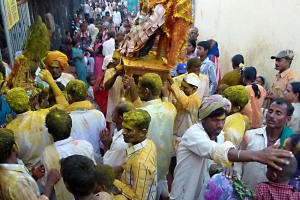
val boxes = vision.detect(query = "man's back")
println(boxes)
[6,109,53,171]
[139,99,176,181]
[70,109,106,163]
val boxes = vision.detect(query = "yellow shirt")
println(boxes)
[114,139,157,200]
[171,83,201,137]
[271,68,299,98]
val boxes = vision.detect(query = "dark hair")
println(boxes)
[88,18,94,24]
[65,30,70,35]
[290,82,300,102]
[0,128,15,163]
[270,97,294,116]
[81,37,87,42]
[61,155,96,197]
[243,66,261,99]
[188,38,196,50]
[86,74,95,83]
[117,100,135,117]
[72,39,79,47]
[46,108,72,141]
[231,54,244,68]
[108,31,115,39]
[206,107,226,119]
[197,41,210,51]
[0,61,6,78]
[257,76,265,85]
[187,57,201,69]
[95,164,115,192]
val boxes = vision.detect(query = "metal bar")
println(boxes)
[0,0,14,66]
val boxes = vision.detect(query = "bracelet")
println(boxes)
[237,150,241,161]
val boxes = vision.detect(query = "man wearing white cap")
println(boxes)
[268,49,299,99]
[167,73,202,138]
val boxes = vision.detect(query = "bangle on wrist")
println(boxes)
[237,150,241,161]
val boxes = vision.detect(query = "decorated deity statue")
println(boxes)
[120,0,193,70]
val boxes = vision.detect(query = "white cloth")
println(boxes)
[112,11,122,26]
[103,68,123,123]
[102,38,115,57]
[70,109,106,163]
[0,159,40,198]
[83,3,90,14]
[103,129,128,167]
[102,54,113,70]
[170,122,234,200]
[137,99,177,181]
[288,103,300,134]
[41,137,95,198]
[234,126,278,190]
[35,69,75,88]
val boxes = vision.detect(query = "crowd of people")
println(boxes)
[1,0,300,200]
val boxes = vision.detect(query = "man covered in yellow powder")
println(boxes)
[113,109,157,200]
[65,80,106,163]
[5,69,68,172]
[35,50,75,88]
[123,73,177,199]
[0,128,61,200]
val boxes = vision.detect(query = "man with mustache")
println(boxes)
[170,95,294,200]
[235,97,295,189]
[267,50,299,99]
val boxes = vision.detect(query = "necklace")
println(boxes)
[267,136,280,143]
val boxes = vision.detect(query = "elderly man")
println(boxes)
[6,69,68,172]
[188,27,199,41]
[235,97,295,189]
[65,80,106,163]
[268,50,299,99]
[36,51,75,88]
[42,108,95,200]
[170,95,294,200]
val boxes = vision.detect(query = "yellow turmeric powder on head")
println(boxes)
[6,87,30,114]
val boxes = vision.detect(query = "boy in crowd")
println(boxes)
[255,157,300,199]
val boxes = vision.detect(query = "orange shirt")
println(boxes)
[246,85,266,128]
[271,68,299,98]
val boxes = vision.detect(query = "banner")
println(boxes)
[4,0,19,29]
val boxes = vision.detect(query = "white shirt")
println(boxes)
[137,98,177,181]
[170,122,234,200]
[288,103,300,134]
[70,109,106,163]
[112,11,122,26]
[102,38,115,57]
[103,129,128,167]
[41,137,95,199]
[235,126,279,190]
[83,3,90,14]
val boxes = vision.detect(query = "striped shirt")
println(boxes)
[114,139,157,200]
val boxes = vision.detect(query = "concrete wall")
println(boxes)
[194,0,300,87]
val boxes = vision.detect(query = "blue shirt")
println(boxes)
[200,57,217,95]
